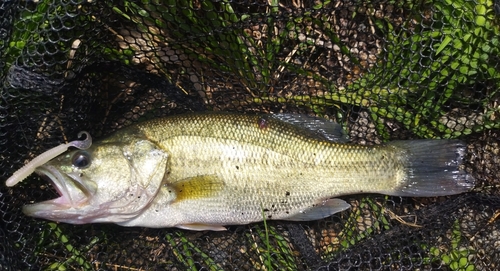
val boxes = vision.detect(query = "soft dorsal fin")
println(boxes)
[269,114,349,143]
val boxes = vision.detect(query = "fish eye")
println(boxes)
[71,151,91,169]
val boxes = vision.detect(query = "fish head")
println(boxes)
[23,139,170,224]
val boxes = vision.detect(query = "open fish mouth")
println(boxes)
[22,165,90,217]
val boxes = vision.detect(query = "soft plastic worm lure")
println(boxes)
[5,131,92,187]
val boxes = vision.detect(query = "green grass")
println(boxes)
[35,223,99,270]
[337,197,391,251]
[107,0,297,93]
[165,231,224,271]
[422,219,476,271]
[261,204,273,270]
[4,0,51,66]
[4,0,94,74]
[5,0,499,136]
[108,0,499,139]
[245,223,298,270]
[347,0,500,139]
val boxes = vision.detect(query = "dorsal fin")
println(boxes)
[269,114,349,143]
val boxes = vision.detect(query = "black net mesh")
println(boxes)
[1,0,499,270]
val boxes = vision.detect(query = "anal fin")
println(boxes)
[284,198,350,221]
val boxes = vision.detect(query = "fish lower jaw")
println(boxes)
[22,200,71,218]
[22,193,91,218]
[30,167,89,212]
[22,189,86,213]
[22,195,95,223]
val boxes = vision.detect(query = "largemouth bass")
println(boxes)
[6,112,474,230]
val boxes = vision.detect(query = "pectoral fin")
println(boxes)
[284,198,350,221]
[168,175,225,202]
[176,223,227,231]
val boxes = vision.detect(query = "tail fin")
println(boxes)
[388,140,475,197]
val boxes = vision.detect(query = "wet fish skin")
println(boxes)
[20,112,474,230]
